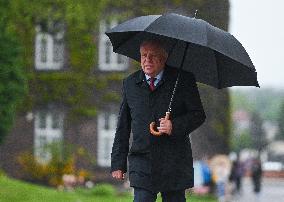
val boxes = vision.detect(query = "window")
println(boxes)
[34,110,64,164]
[98,20,128,71]
[35,26,64,70]
[97,112,117,167]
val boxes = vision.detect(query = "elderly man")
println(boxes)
[111,40,206,202]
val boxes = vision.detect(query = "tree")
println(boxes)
[231,129,252,154]
[250,111,266,153]
[276,99,284,140]
[0,1,27,144]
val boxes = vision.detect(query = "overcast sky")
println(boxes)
[229,0,284,89]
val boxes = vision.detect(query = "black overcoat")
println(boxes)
[111,66,206,192]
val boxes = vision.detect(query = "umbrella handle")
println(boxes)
[149,112,170,136]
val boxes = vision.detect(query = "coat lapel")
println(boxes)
[134,66,179,91]
[135,69,149,89]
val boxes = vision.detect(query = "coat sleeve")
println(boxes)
[171,72,206,137]
[111,79,131,173]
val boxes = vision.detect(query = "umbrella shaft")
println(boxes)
[167,43,189,112]
[168,74,179,112]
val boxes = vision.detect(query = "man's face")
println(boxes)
[140,43,167,77]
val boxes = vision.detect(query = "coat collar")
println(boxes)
[135,66,178,85]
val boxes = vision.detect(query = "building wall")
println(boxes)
[0,114,34,178]
[0,0,230,184]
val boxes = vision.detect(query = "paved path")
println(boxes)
[230,177,284,202]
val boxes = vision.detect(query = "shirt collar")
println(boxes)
[145,69,164,81]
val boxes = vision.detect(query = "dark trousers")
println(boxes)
[133,187,186,202]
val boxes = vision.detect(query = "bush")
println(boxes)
[17,141,94,187]
[17,151,75,186]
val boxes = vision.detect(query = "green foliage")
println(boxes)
[90,184,116,196]
[198,85,231,154]
[3,0,231,157]
[0,169,7,177]
[29,73,94,105]
[102,91,120,102]
[250,111,266,152]
[276,99,284,140]
[17,141,95,187]
[230,88,284,122]
[73,107,98,118]
[5,0,111,118]
[106,0,229,30]
[0,1,27,144]
[7,0,107,73]
[0,175,217,202]
[231,130,252,153]
[17,144,75,186]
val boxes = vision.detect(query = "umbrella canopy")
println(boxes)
[106,13,259,89]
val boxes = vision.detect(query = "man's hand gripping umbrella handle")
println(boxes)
[149,112,170,136]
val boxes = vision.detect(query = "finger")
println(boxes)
[157,127,167,133]
[113,172,122,179]
[158,125,169,129]
[163,120,170,124]
[158,126,170,131]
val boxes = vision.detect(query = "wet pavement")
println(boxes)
[230,177,284,202]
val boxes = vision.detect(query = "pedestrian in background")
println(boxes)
[229,159,245,195]
[251,157,263,197]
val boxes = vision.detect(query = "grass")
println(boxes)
[0,175,217,202]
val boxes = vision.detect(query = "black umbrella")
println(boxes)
[105,13,259,89]
[106,13,260,136]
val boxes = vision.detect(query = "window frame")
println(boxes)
[98,20,128,71]
[97,111,117,167]
[35,26,64,70]
[34,110,64,164]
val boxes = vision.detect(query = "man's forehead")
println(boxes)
[140,43,163,52]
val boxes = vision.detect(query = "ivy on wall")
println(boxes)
[6,0,119,118]
[5,0,232,153]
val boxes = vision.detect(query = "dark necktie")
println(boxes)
[149,77,156,91]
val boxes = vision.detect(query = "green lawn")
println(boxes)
[0,176,217,202]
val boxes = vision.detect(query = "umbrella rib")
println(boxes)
[214,51,222,89]
[113,15,164,53]
[165,39,179,65]
[205,22,209,47]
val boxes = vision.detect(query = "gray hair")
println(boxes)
[140,39,168,59]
